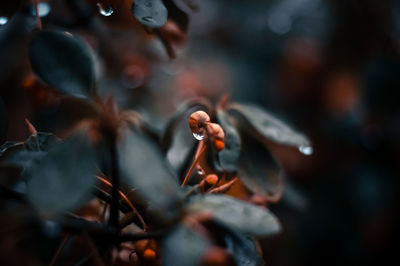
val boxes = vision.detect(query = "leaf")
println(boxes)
[132,0,168,28]
[238,132,282,200]
[119,128,183,220]
[29,31,95,98]
[162,225,209,266]
[27,131,96,212]
[206,221,265,266]
[228,103,311,148]
[187,195,281,237]
[216,109,241,173]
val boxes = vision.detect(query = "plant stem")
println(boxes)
[108,135,120,229]
[181,141,206,187]
[34,0,42,30]
[208,177,238,194]
[49,235,69,266]
[82,231,106,266]
[96,176,147,230]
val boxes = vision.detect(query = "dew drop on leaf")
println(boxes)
[298,145,313,155]
[193,132,204,140]
[0,17,8,26]
[97,2,114,17]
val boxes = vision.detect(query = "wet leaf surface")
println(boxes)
[228,103,310,148]
[27,131,96,212]
[187,194,281,237]
[29,31,95,98]
[206,221,265,266]
[217,109,241,173]
[132,0,168,28]
[162,224,209,266]
[238,132,282,200]
[119,128,183,220]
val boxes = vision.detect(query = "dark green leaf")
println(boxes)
[132,0,168,28]
[119,128,183,220]
[29,31,96,98]
[217,109,241,173]
[206,221,265,266]
[162,225,209,266]
[27,131,96,212]
[228,103,311,149]
[187,195,281,237]
[238,132,282,200]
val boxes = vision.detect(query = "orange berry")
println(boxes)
[206,123,225,151]
[205,174,218,186]
[143,249,156,260]
[213,139,225,151]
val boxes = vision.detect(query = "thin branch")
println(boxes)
[49,235,70,266]
[34,0,42,30]
[108,135,120,229]
[96,176,147,230]
[181,141,206,187]
[82,231,106,266]
[208,177,238,194]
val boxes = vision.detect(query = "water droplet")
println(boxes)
[298,145,313,155]
[193,132,204,141]
[197,169,204,175]
[97,3,114,16]
[31,2,51,17]
[0,17,9,26]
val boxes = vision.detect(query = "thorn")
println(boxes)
[25,118,37,136]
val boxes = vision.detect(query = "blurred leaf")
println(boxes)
[26,131,96,212]
[187,195,281,237]
[29,31,95,98]
[207,221,265,266]
[162,224,209,266]
[217,109,241,173]
[119,127,183,220]
[228,103,310,148]
[132,0,168,28]
[163,0,189,32]
[238,132,282,200]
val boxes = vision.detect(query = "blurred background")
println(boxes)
[1,0,399,265]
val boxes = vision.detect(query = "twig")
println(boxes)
[108,135,120,229]
[208,177,238,194]
[34,0,42,30]
[96,176,147,230]
[181,141,206,187]
[82,231,106,266]
[49,235,70,266]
